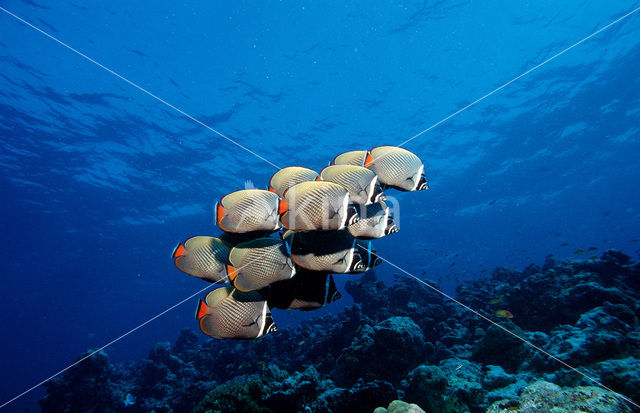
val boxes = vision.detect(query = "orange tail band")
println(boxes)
[195,299,208,320]
[364,152,375,168]
[226,264,239,282]
[172,243,186,258]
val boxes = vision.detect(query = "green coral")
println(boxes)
[192,377,272,413]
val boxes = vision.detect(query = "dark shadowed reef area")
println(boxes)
[39,250,640,413]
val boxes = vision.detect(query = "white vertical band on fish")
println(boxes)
[361,245,640,410]
[0,6,282,171]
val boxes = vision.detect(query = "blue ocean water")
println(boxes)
[1,1,639,411]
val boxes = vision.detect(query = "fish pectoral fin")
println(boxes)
[332,256,346,265]
[332,252,349,265]
[242,320,258,328]
[328,205,339,219]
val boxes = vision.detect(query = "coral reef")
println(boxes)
[486,380,633,413]
[374,400,426,413]
[40,250,640,412]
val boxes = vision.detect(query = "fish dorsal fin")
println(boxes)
[319,165,332,177]
[239,237,282,250]
[205,286,234,307]
[332,150,368,166]
[270,167,319,197]
[184,236,226,251]
[282,185,293,199]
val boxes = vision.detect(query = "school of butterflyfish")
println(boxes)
[171,146,429,339]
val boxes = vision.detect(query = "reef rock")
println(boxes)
[591,357,640,404]
[402,359,485,413]
[486,380,633,413]
[472,321,530,372]
[529,303,638,371]
[336,316,425,385]
[483,365,516,390]
[39,350,129,413]
[374,399,427,413]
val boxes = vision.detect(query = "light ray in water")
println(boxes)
[0,6,282,171]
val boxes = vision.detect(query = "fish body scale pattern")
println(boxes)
[227,193,277,231]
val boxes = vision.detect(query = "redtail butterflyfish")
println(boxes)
[331,150,368,166]
[347,200,398,239]
[268,166,319,198]
[227,237,295,292]
[215,189,287,233]
[281,181,359,231]
[196,287,277,339]
[284,229,380,273]
[261,270,342,311]
[319,164,384,205]
[365,146,428,191]
[172,236,230,283]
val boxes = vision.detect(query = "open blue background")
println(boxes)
[1,1,639,410]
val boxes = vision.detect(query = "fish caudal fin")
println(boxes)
[278,199,289,215]
[195,299,208,320]
[214,202,226,226]
[226,264,239,282]
[172,243,186,259]
[364,151,375,168]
